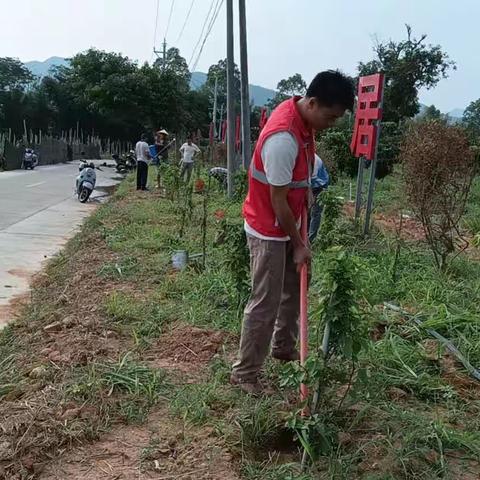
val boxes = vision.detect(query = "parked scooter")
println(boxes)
[75,160,102,203]
[23,148,38,170]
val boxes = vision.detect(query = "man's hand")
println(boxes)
[293,244,311,272]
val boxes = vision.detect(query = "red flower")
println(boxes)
[214,209,226,220]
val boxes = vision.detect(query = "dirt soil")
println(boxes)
[40,409,238,480]
[145,324,233,380]
[343,202,426,241]
[0,220,238,479]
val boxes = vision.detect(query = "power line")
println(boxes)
[164,0,176,41]
[151,0,160,62]
[188,0,216,67]
[191,0,224,72]
[176,0,196,44]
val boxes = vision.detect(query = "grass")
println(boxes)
[2,164,480,478]
[66,352,168,424]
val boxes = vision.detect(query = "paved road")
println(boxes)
[0,161,122,326]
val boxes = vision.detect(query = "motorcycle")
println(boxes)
[23,149,38,170]
[76,160,101,203]
[125,150,137,170]
[112,153,127,174]
[112,151,136,174]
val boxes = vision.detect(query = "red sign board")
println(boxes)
[350,73,385,160]
[259,107,268,131]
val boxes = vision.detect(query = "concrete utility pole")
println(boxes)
[162,38,167,70]
[153,39,167,69]
[238,0,251,169]
[226,0,235,197]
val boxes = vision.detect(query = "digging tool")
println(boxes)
[300,207,309,405]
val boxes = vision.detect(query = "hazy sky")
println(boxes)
[0,0,477,112]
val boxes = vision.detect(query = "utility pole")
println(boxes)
[153,38,167,69]
[212,75,218,138]
[238,0,251,169]
[162,38,167,70]
[226,0,235,197]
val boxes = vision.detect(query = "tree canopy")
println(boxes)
[359,25,455,122]
[0,48,210,142]
[463,99,480,140]
[267,73,306,109]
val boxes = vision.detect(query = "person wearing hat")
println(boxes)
[155,129,170,163]
[154,129,171,190]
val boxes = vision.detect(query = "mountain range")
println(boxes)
[23,57,464,116]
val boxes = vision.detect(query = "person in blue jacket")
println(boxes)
[309,154,330,243]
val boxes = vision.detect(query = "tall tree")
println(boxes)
[422,104,443,121]
[359,25,455,122]
[0,57,35,131]
[153,47,190,84]
[463,99,480,139]
[268,73,306,108]
[203,58,241,113]
[0,57,34,91]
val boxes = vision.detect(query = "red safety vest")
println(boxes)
[243,97,315,238]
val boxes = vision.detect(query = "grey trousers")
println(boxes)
[232,235,300,382]
[180,161,194,182]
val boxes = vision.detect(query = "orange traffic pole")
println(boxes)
[299,206,309,406]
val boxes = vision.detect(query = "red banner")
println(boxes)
[259,107,268,131]
[221,120,227,142]
[350,73,385,160]
[209,122,214,146]
[235,115,241,152]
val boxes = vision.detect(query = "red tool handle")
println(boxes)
[300,206,309,406]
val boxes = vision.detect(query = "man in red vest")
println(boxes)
[231,71,355,395]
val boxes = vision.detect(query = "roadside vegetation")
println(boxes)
[1,150,480,479]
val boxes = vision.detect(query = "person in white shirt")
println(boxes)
[135,133,151,190]
[179,138,201,182]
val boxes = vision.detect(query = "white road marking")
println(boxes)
[26,181,46,188]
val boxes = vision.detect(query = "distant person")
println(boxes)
[179,138,201,182]
[155,129,170,164]
[154,129,171,189]
[135,133,151,191]
[209,166,228,189]
[308,154,330,243]
[32,149,38,167]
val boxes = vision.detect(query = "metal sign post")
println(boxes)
[354,156,365,221]
[363,115,384,235]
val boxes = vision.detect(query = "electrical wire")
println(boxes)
[176,0,196,44]
[188,0,216,67]
[152,0,160,51]
[190,0,224,73]
[164,0,176,41]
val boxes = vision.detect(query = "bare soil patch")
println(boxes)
[40,409,238,480]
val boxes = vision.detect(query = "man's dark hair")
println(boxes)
[141,133,148,141]
[306,70,355,111]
